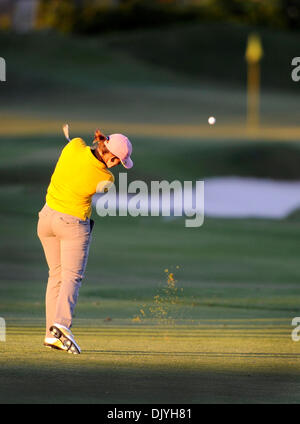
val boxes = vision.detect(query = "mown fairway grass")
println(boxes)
[1,25,300,403]
[1,321,300,404]
[1,184,300,403]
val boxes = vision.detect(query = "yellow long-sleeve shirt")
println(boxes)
[46,138,114,220]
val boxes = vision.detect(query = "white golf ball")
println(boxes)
[208,116,216,125]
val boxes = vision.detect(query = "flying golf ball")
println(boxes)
[208,116,216,125]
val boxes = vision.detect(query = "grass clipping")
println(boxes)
[133,267,183,325]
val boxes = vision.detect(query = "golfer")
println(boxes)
[37,127,133,354]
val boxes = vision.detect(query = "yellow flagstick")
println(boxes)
[245,34,263,129]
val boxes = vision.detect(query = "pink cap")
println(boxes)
[104,133,133,169]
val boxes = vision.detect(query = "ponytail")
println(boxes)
[91,129,109,153]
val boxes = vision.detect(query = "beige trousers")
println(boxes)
[37,204,93,337]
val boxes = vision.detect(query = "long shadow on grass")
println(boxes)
[1,365,300,404]
[84,350,300,359]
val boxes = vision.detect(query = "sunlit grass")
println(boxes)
[1,320,300,403]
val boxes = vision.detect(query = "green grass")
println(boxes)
[0,23,300,127]
[1,24,300,403]
[105,22,300,92]
[2,135,300,184]
[0,179,300,403]
[1,132,300,402]
[1,185,300,323]
[1,22,299,92]
[1,321,300,404]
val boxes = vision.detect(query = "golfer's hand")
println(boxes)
[63,124,71,142]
